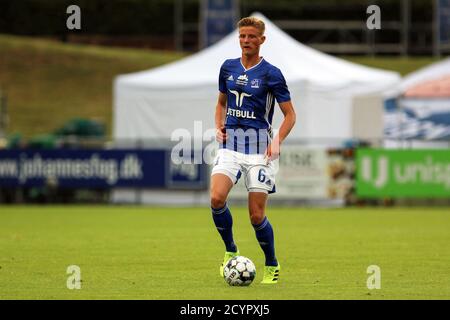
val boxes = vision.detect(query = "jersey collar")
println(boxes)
[240,57,264,72]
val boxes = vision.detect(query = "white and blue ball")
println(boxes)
[223,256,256,286]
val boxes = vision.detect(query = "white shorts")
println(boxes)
[211,148,277,194]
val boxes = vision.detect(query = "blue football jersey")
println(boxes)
[218,58,291,154]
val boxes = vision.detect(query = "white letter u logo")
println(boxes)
[362,156,388,188]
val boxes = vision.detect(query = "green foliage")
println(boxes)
[27,133,58,149]
[54,118,105,138]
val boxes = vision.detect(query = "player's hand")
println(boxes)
[216,126,228,143]
[264,142,280,163]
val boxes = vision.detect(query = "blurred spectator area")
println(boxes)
[5,118,106,150]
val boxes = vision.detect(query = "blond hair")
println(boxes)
[237,17,265,35]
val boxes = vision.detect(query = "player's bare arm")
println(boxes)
[265,100,296,161]
[215,92,228,142]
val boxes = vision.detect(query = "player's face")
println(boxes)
[239,26,265,57]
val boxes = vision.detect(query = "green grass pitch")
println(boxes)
[0,206,449,300]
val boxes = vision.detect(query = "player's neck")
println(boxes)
[241,54,262,70]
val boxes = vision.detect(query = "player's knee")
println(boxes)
[249,207,265,225]
[250,213,265,225]
[210,194,226,209]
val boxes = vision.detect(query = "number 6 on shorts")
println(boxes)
[246,165,275,193]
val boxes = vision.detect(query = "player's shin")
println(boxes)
[211,202,237,253]
[252,216,278,266]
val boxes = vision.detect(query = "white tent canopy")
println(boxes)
[385,57,450,98]
[114,13,401,143]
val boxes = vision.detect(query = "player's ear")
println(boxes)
[260,35,266,45]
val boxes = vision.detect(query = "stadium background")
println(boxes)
[0,0,449,300]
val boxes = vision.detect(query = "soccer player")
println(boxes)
[210,16,296,284]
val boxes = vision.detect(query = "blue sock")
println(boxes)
[252,216,278,266]
[211,203,237,252]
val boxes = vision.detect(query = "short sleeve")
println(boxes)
[268,68,291,103]
[218,62,227,93]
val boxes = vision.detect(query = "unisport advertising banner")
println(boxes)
[356,149,450,198]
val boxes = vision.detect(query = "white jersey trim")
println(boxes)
[240,57,265,72]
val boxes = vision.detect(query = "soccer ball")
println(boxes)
[223,256,256,286]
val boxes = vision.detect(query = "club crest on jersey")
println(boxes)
[251,79,261,88]
[236,74,249,86]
